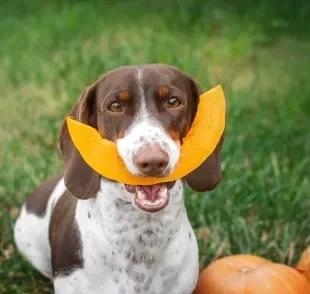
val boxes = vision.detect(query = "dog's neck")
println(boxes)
[75,178,187,267]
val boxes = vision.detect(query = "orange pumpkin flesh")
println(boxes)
[66,85,225,185]
[296,247,310,282]
[193,255,310,294]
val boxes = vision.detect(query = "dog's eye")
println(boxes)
[108,102,122,113]
[167,97,181,109]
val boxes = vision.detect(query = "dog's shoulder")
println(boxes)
[25,173,63,217]
[49,189,84,278]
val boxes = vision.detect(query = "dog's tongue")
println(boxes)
[137,185,162,201]
[134,184,170,213]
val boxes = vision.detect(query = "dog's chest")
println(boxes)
[54,187,199,294]
[84,224,193,293]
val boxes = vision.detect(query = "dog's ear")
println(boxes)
[58,81,101,200]
[185,77,225,192]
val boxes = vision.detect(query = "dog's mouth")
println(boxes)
[125,182,174,213]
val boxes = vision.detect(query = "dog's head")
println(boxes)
[58,64,224,212]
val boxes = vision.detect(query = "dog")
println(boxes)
[14,64,224,294]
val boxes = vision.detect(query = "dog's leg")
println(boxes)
[14,204,53,279]
[14,176,66,279]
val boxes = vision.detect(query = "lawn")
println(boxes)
[0,0,310,293]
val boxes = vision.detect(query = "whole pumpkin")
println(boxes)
[296,247,310,282]
[193,254,310,294]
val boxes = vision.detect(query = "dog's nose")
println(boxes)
[134,145,169,177]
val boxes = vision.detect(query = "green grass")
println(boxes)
[1,0,310,292]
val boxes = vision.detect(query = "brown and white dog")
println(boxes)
[14,64,224,294]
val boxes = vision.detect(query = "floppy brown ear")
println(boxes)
[58,83,101,200]
[185,77,225,192]
[185,136,224,192]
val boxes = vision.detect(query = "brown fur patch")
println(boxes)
[25,174,63,217]
[114,130,124,142]
[98,127,105,138]
[168,129,180,142]
[118,90,129,101]
[158,87,169,97]
[49,190,83,277]
[182,124,191,141]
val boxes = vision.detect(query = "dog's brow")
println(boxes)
[117,90,129,101]
[158,87,169,97]
[99,87,128,111]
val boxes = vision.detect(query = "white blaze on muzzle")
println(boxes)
[117,121,180,177]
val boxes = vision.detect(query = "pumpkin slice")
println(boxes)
[66,85,225,185]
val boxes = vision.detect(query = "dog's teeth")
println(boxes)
[136,187,169,208]
[142,199,164,206]
[158,188,168,198]
[137,191,146,200]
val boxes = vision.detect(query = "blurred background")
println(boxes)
[0,0,309,292]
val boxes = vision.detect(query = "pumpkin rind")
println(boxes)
[193,254,310,294]
[66,85,225,185]
[296,247,310,282]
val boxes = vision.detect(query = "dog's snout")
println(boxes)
[134,145,169,177]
